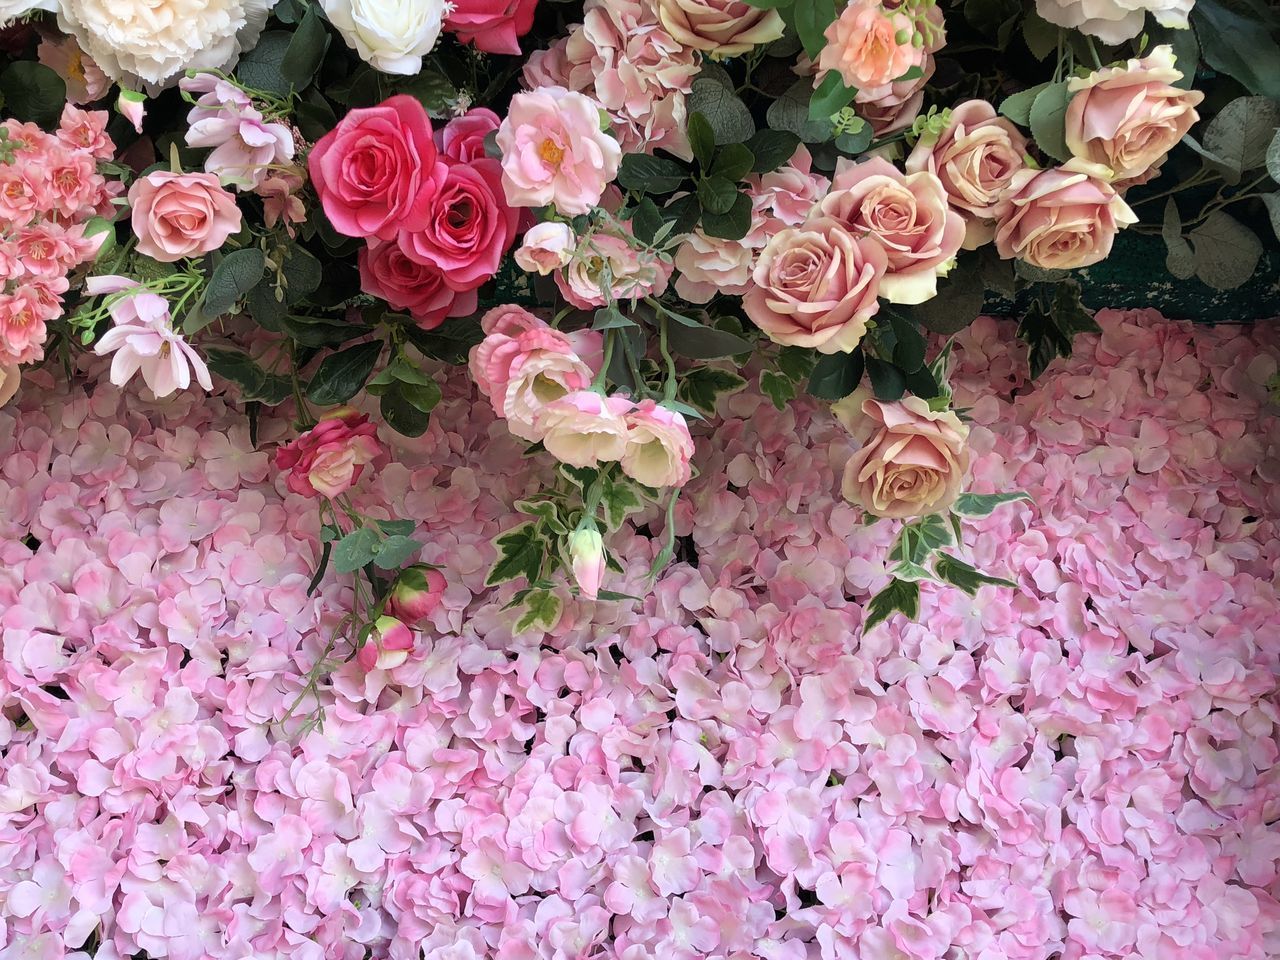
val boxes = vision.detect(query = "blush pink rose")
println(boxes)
[308,94,444,241]
[128,171,242,263]
[514,221,576,275]
[1065,44,1204,182]
[655,0,784,56]
[673,229,757,304]
[274,406,384,499]
[538,390,635,468]
[555,233,672,309]
[497,86,622,217]
[446,0,539,55]
[819,157,965,305]
[834,387,971,519]
[621,399,695,488]
[994,159,1138,270]
[743,217,887,355]
[359,239,478,330]
[906,100,1030,249]
[438,108,501,163]
[818,0,925,91]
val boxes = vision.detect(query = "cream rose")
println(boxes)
[320,0,448,76]
[1035,0,1194,44]
[655,0,784,57]
[835,388,970,519]
[1065,45,1204,183]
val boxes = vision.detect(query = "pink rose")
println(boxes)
[621,399,695,488]
[446,0,539,55]
[743,217,887,355]
[538,390,634,468]
[818,0,926,91]
[0,362,19,407]
[750,145,830,229]
[906,100,1030,249]
[555,233,672,309]
[497,87,622,217]
[1065,45,1204,182]
[819,157,965,305]
[834,388,971,519]
[308,94,444,241]
[673,229,756,304]
[359,239,478,330]
[274,406,384,499]
[994,159,1138,270]
[514,221,576,276]
[357,616,415,672]
[386,565,446,624]
[655,0,784,56]
[128,171,242,263]
[438,108,501,163]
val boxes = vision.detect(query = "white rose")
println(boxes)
[0,0,57,26]
[320,0,449,75]
[1034,0,1195,44]
[58,0,273,89]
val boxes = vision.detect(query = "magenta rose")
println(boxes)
[128,171,242,263]
[359,239,478,330]
[309,94,444,241]
[446,0,539,55]
[275,407,383,499]
[438,108,501,163]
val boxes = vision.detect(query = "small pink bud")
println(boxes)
[568,526,606,600]
[385,564,446,625]
[357,615,415,672]
[117,88,147,134]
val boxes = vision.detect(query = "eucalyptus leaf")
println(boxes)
[746,129,802,172]
[1201,96,1280,184]
[688,79,756,144]
[204,249,266,318]
[768,79,836,143]
[1188,210,1263,289]
[1192,0,1280,100]
[618,153,689,194]
[333,527,380,574]
[1162,198,1196,279]
[665,320,753,359]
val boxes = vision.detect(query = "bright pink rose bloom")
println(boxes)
[56,105,114,160]
[308,94,445,241]
[386,565,446,624]
[128,171,242,263]
[496,86,622,217]
[37,35,109,105]
[438,108,501,163]
[514,221,576,275]
[397,158,517,291]
[555,233,671,308]
[359,239,478,330]
[445,0,539,55]
[621,399,695,488]
[539,390,634,468]
[818,0,926,90]
[357,615,416,671]
[274,406,383,499]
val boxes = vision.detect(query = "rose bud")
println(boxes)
[386,564,446,624]
[357,615,416,672]
[568,526,606,600]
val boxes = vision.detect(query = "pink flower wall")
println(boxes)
[1,309,1278,960]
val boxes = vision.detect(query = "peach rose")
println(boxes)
[906,100,1030,249]
[743,217,887,355]
[818,0,925,91]
[994,159,1138,270]
[128,171,242,263]
[835,387,970,519]
[655,0,783,57]
[819,157,965,305]
[1065,44,1204,183]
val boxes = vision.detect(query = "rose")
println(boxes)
[538,390,635,468]
[128,171,242,263]
[673,229,757,304]
[994,159,1138,270]
[906,100,1030,249]
[835,388,970,519]
[743,217,887,355]
[567,526,606,600]
[496,87,622,217]
[397,158,518,292]
[555,233,672,309]
[439,108,501,163]
[621,400,695,488]
[359,240,478,330]
[514,222,576,275]
[1065,45,1204,183]
[357,616,415,672]
[818,0,926,91]
[819,157,966,305]
[308,95,444,241]
[386,565,446,624]
[274,407,383,499]
[445,0,540,56]
[1035,0,1193,44]
[0,361,19,407]
[321,0,448,75]
[655,0,784,57]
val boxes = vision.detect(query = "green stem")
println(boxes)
[1129,168,1215,207]
[593,328,616,391]
[658,317,678,404]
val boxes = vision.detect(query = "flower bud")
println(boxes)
[357,615,415,672]
[117,88,147,134]
[568,526,606,600]
[385,564,446,625]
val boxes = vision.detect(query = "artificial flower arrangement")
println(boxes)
[0,0,1277,681]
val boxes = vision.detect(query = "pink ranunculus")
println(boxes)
[359,239,478,330]
[128,171,242,263]
[621,399,695,488]
[743,217,887,355]
[308,94,444,241]
[0,361,18,406]
[567,526,606,600]
[819,157,966,305]
[445,0,539,55]
[56,104,115,160]
[1064,44,1204,183]
[496,86,622,217]
[386,565,446,624]
[37,35,109,104]
[88,279,213,398]
[906,100,1030,249]
[993,159,1138,270]
[438,108,501,163]
[655,0,784,57]
[274,406,383,499]
[397,158,518,292]
[357,616,416,672]
[818,0,928,91]
[45,145,106,220]
[555,233,671,309]
[0,287,57,365]
[15,222,94,277]
[514,221,576,276]
[538,390,634,468]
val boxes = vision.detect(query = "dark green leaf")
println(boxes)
[396,69,458,118]
[486,522,545,587]
[688,112,716,169]
[307,340,382,405]
[1016,282,1098,378]
[890,313,926,371]
[665,319,753,359]
[618,153,689,195]
[1192,0,1280,100]
[767,79,834,143]
[903,363,942,399]
[235,30,295,97]
[903,266,986,335]
[778,345,817,382]
[700,191,753,240]
[593,306,634,330]
[282,245,323,304]
[380,385,432,436]
[953,492,1032,516]
[934,553,1018,595]
[397,379,443,414]
[204,248,266,318]
[809,70,858,122]
[1028,81,1073,163]
[0,62,66,128]
[889,514,954,566]
[333,527,380,574]
[306,541,331,596]
[632,198,664,245]
[281,5,330,89]
[697,176,740,215]
[710,143,756,182]
[1020,10,1058,60]
[245,283,287,332]
[865,356,906,400]
[834,120,873,155]
[374,535,422,570]
[204,348,292,405]
[746,130,801,173]
[795,0,837,59]
[807,349,864,400]
[688,78,756,144]
[864,578,920,633]
[678,366,747,414]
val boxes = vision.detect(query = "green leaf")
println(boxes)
[397,69,458,119]
[282,245,323,304]
[618,153,689,195]
[593,306,634,331]
[665,319,752,359]
[902,267,986,334]
[697,175,740,215]
[889,514,955,566]
[760,370,796,410]
[631,197,665,245]
[889,313,926,371]
[244,283,286,332]
[1262,193,1280,242]
[710,143,755,182]
[1269,127,1280,184]
[397,378,442,414]
[374,535,422,570]
[795,0,836,59]
[601,474,645,530]
[515,589,563,633]
[333,527,380,574]
[746,130,801,173]
[1201,96,1280,184]
[1188,210,1263,290]
[376,519,417,537]
[768,79,836,143]
[1028,81,1074,163]
[204,348,292,405]
[307,341,382,405]
[807,349,864,400]
[204,248,267,318]
[380,385,431,436]
[809,70,858,122]
[1162,198,1195,279]
[1021,10,1058,60]
[834,120,873,155]
[486,522,545,587]
[0,62,66,128]
[700,191,754,240]
[1017,282,1098,378]
[953,492,1032,516]
[234,30,295,97]
[778,345,817,382]
[903,363,942,400]
[281,5,330,88]
[678,366,747,415]
[999,82,1049,127]
[688,112,716,169]
[1192,0,1280,100]
[688,78,756,144]
[307,540,331,597]
[934,553,1018,595]
[865,356,906,400]
[864,578,920,633]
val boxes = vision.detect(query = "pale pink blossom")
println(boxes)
[89,277,213,398]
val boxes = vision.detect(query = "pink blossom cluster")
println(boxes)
[0,106,117,367]
[1,309,1279,959]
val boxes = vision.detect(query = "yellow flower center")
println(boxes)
[67,49,85,83]
[538,139,565,167]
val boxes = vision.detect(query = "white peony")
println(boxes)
[1034,0,1196,44]
[0,0,57,25]
[320,0,450,76]
[57,0,273,90]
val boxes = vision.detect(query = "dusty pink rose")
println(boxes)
[497,87,621,216]
[357,616,415,672]
[1065,45,1204,182]
[818,0,925,91]
[274,406,383,499]
[555,233,671,309]
[386,565,446,624]
[819,157,965,305]
[38,35,108,105]
[539,390,635,468]
[743,217,887,355]
[514,221,576,275]
[0,361,18,407]
[438,108,501,163]
[673,229,756,304]
[655,0,783,56]
[621,399,695,488]
[128,171,242,263]
[446,0,539,55]
[359,239,478,330]
[835,387,971,519]
[994,159,1138,270]
[750,146,829,230]
[906,100,1030,249]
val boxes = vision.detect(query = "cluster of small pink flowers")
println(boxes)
[0,105,117,367]
[1,309,1278,959]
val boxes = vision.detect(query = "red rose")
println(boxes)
[396,158,518,292]
[274,408,382,499]
[359,239,478,330]
[308,95,445,241]
[445,0,539,55]
[438,108,501,163]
